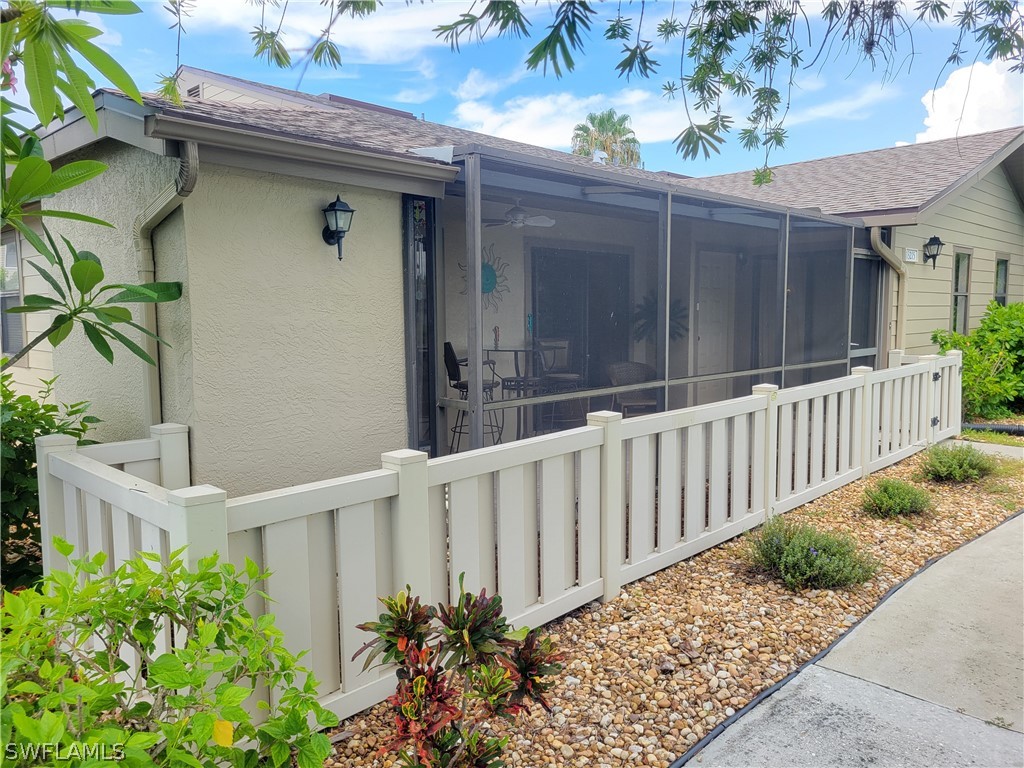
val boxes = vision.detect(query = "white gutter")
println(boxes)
[870,226,906,351]
[131,141,199,427]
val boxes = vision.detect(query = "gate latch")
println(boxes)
[932,372,942,381]
[931,416,940,427]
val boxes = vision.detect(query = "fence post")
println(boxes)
[751,385,779,519]
[36,434,78,575]
[919,354,940,445]
[887,349,904,369]
[949,349,963,434]
[852,366,873,477]
[587,410,623,602]
[150,423,190,490]
[166,485,229,570]
[381,449,438,603]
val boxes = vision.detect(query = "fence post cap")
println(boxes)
[381,449,429,465]
[167,484,227,507]
[852,366,873,374]
[35,433,78,448]
[150,423,189,435]
[587,410,623,424]
[751,383,779,393]
[946,349,963,358]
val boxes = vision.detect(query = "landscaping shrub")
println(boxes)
[0,368,98,589]
[932,301,1024,420]
[747,516,879,591]
[862,478,932,518]
[354,574,562,767]
[921,443,996,483]
[1,544,338,767]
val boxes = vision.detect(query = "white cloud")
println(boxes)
[454,67,528,100]
[452,88,707,150]
[786,82,902,126]
[394,87,437,105]
[180,0,478,65]
[914,59,1024,142]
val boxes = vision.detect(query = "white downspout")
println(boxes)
[870,226,906,352]
[131,141,198,427]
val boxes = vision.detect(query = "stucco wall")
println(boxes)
[44,141,180,440]
[179,166,407,495]
[154,208,193,430]
[889,167,1024,355]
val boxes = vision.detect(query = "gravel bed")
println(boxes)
[327,453,1024,768]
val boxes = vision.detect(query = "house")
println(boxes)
[677,127,1024,357]
[3,67,900,496]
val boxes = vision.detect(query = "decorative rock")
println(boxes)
[324,453,1023,768]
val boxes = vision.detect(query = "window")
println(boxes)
[951,251,970,334]
[994,258,1009,306]
[1,230,24,360]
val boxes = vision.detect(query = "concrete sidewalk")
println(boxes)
[689,515,1024,768]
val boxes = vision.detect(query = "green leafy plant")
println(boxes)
[354,574,563,768]
[2,2,182,374]
[747,516,879,591]
[920,443,997,483]
[862,478,931,518]
[1,544,339,767]
[0,230,182,371]
[933,302,1024,420]
[0,368,97,589]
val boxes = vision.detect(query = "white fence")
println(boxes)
[37,351,961,722]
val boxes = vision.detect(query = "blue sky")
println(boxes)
[64,1,1024,175]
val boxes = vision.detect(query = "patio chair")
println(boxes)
[535,338,585,430]
[444,342,502,452]
[607,361,658,417]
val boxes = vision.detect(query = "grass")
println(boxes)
[958,429,1024,447]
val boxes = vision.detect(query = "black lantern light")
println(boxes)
[922,235,944,270]
[322,196,355,261]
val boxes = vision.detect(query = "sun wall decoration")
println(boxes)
[459,244,511,310]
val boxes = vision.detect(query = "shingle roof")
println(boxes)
[676,127,1024,217]
[137,89,672,185]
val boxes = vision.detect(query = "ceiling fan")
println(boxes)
[484,199,556,229]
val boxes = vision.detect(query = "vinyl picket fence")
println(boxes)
[37,351,961,722]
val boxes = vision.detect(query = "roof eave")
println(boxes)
[913,130,1024,219]
[145,112,459,186]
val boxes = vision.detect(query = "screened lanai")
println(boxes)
[403,146,858,455]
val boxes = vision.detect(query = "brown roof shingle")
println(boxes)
[675,127,1024,216]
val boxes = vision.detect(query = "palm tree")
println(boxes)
[571,108,642,168]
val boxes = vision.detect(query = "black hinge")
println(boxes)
[932,372,942,381]
[931,416,940,427]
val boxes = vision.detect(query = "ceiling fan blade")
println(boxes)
[483,219,509,227]
[524,215,556,227]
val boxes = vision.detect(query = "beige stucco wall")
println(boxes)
[177,166,407,495]
[888,166,1024,355]
[43,141,180,439]
[41,141,408,496]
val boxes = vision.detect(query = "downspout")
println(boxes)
[870,226,906,352]
[131,141,199,427]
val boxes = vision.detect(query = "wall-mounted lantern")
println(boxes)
[322,196,356,261]
[922,235,944,270]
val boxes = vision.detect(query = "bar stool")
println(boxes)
[444,342,502,452]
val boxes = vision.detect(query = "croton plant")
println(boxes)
[354,575,563,768]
